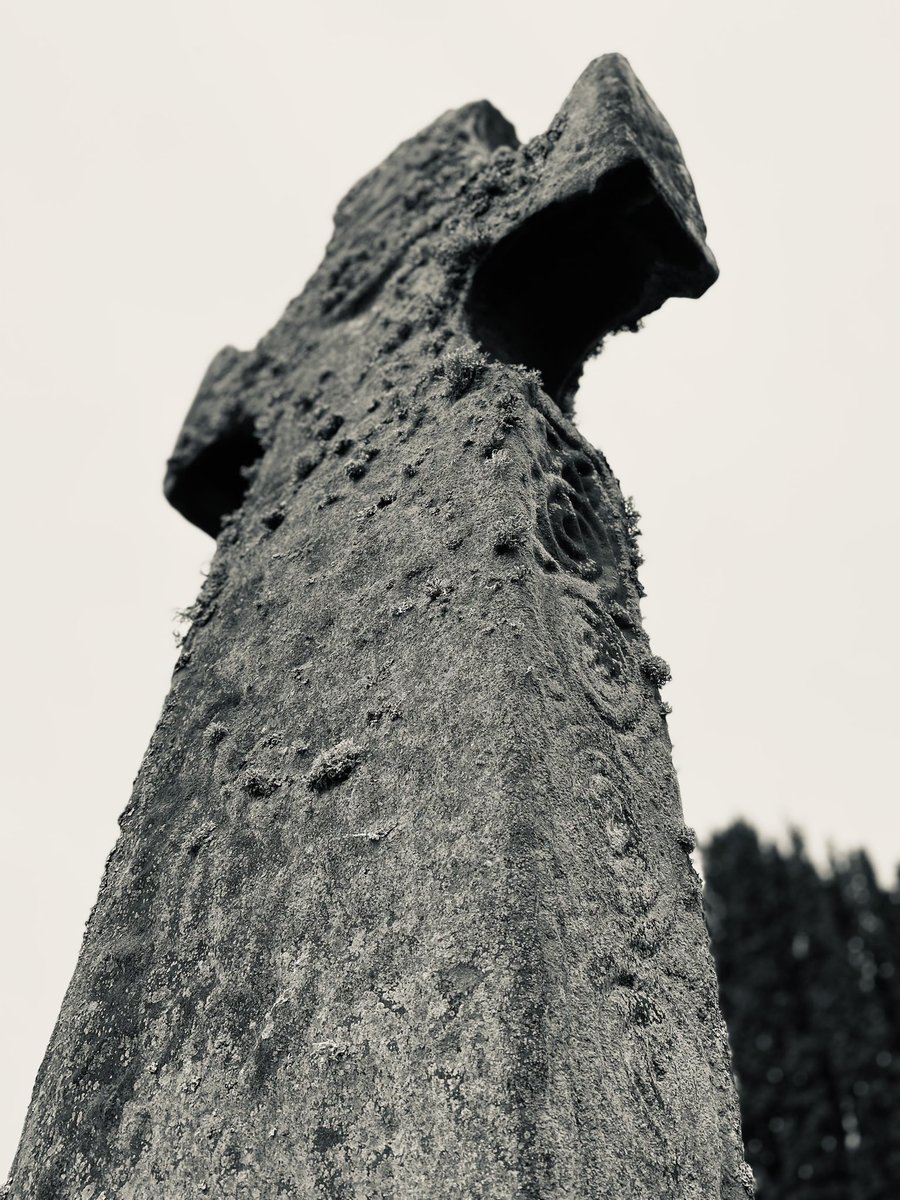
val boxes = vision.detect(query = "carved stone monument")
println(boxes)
[6,55,751,1199]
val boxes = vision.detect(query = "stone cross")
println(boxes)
[6,55,752,1199]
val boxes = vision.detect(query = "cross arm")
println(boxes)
[464,54,719,408]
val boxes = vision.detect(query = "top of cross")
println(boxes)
[165,54,717,534]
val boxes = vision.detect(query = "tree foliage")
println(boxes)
[704,824,900,1198]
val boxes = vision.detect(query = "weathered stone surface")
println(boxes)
[6,55,751,1198]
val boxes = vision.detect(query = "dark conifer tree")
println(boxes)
[704,825,900,1199]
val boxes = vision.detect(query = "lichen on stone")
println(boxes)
[306,739,364,792]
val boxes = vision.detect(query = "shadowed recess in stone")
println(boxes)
[465,160,716,410]
[165,416,263,537]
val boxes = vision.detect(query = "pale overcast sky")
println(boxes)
[2,0,898,1176]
